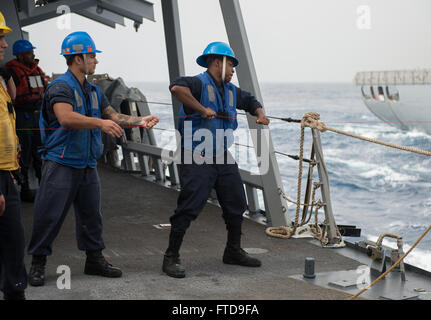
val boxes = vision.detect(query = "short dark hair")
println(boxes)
[64,54,83,66]
[205,54,223,67]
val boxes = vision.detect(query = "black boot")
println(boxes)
[28,255,46,287]
[84,250,122,278]
[162,231,186,278]
[223,227,261,267]
[3,291,26,300]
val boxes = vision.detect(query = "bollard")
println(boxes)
[303,257,316,279]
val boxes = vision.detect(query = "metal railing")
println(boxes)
[102,99,269,220]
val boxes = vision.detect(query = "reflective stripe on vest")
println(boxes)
[207,84,215,102]
[74,89,84,108]
[28,75,44,89]
[91,91,99,110]
[0,81,19,170]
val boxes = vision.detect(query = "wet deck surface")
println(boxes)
[20,164,363,300]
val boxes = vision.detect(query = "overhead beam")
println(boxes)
[219,0,290,227]
[76,6,126,28]
[161,0,185,131]
[98,0,155,24]
[19,0,97,26]
[76,11,115,28]
[16,0,35,16]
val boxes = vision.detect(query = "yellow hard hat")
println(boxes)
[0,11,12,34]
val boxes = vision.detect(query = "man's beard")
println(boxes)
[82,66,95,75]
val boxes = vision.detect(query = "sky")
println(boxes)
[22,0,431,83]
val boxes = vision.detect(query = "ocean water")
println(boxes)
[130,81,431,271]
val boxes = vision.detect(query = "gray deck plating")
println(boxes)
[296,240,431,300]
[19,164,416,300]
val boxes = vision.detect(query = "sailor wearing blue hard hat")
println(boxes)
[162,41,269,278]
[27,31,158,286]
[5,39,49,202]
[12,39,36,55]
[196,41,239,87]
[196,41,239,83]
[60,31,102,75]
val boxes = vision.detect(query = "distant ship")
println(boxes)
[355,69,431,135]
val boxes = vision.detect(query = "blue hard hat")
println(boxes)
[13,40,36,55]
[60,31,101,55]
[196,41,239,68]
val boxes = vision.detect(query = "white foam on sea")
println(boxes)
[383,129,430,140]
[324,156,373,171]
[360,166,417,184]
[324,155,416,186]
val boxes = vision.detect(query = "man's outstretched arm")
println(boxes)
[102,106,159,129]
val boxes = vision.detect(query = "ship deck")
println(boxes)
[18,165,390,300]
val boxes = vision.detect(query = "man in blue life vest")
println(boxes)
[163,41,270,278]
[0,11,27,300]
[26,31,158,287]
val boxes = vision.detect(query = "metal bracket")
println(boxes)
[310,129,344,247]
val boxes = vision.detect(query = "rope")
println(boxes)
[265,113,326,242]
[265,111,427,248]
[265,187,326,240]
[294,118,306,234]
[265,116,306,239]
[348,224,431,300]
[303,113,431,157]
[263,112,430,293]
[264,187,323,239]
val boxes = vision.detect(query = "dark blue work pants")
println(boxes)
[0,171,27,294]
[170,154,247,234]
[27,160,105,256]
[15,110,42,182]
